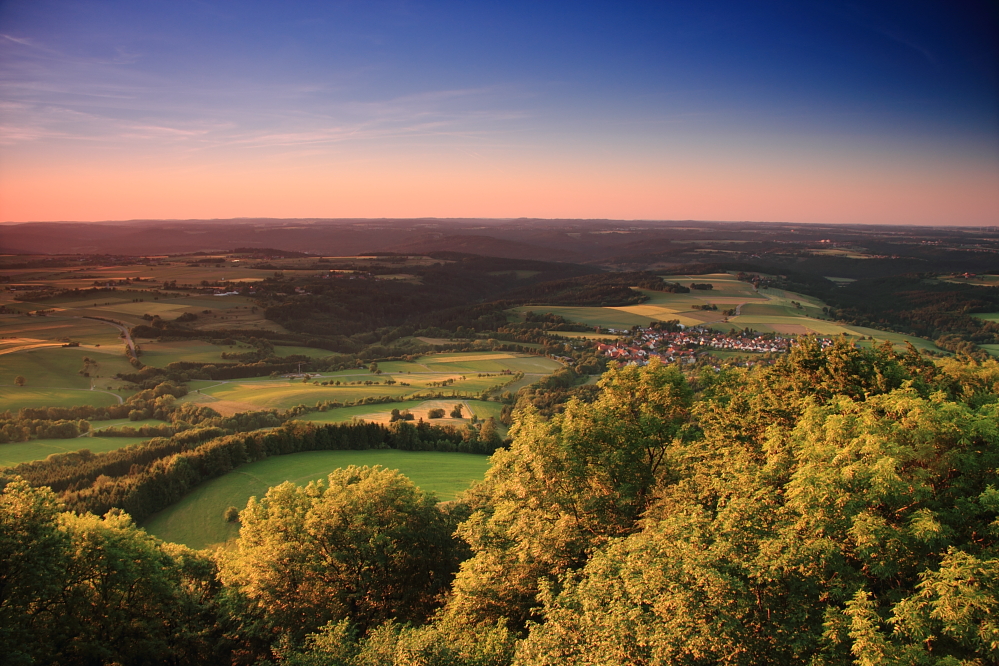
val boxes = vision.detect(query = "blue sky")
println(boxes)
[1,0,996,223]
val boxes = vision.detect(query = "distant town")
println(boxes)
[597,326,833,364]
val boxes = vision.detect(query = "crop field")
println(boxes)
[142,450,491,549]
[0,435,150,467]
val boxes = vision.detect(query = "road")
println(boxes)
[81,316,137,356]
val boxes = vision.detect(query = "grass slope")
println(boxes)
[0,387,123,411]
[0,435,149,467]
[142,450,490,549]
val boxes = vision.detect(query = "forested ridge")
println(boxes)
[2,340,998,665]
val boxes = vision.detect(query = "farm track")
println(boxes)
[80,316,136,355]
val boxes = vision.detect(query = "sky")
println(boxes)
[0,0,997,225]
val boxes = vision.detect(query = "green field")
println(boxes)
[981,344,999,358]
[549,331,623,341]
[0,435,149,467]
[297,398,505,426]
[0,387,123,411]
[0,314,126,345]
[178,352,555,415]
[0,346,133,389]
[973,313,999,322]
[8,289,286,332]
[142,450,491,549]
[137,340,234,366]
[513,273,773,330]
[272,345,335,358]
[511,272,945,354]
[89,418,171,432]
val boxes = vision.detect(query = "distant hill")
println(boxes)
[382,234,584,262]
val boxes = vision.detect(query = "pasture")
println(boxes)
[142,450,491,549]
[0,435,149,467]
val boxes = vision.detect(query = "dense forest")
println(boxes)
[3,340,998,665]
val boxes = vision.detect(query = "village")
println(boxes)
[596,326,833,364]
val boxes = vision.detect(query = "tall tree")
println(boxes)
[219,465,464,646]
[447,358,693,628]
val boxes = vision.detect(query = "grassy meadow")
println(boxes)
[178,352,558,415]
[297,398,505,428]
[142,450,491,549]
[0,435,150,467]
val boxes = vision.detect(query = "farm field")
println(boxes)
[271,345,334,358]
[973,313,999,322]
[0,435,149,467]
[142,450,491,549]
[5,288,285,332]
[137,340,236,366]
[177,352,553,415]
[511,305,654,329]
[981,344,999,358]
[0,345,131,389]
[0,313,126,347]
[513,272,946,354]
[548,331,623,341]
[0,386,124,411]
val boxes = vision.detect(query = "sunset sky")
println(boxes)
[1,1,996,225]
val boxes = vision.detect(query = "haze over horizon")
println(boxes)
[1,1,997,226]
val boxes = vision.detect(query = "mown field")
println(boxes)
[0,435,150,467]
[142,450,491,549]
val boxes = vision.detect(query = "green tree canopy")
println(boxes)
[220,465,465,643]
